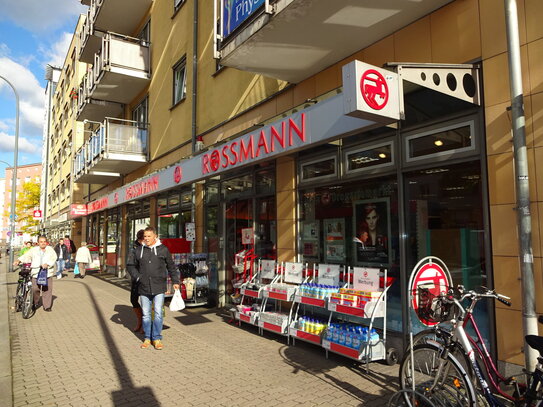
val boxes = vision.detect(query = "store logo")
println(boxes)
[360,69,389,110]
[114,193,119,204]
[174,166,182,184]
[410,262,450,327]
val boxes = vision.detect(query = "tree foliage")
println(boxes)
[15,181,41,235]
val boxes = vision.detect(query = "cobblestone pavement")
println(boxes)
[5,261,401,407]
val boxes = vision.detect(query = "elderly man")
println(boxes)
[127,226,179,350]
[15,235,57,312]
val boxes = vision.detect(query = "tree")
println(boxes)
[15,181,41,236]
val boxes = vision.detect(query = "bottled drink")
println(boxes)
[338,327,346,345]
[352,329,361,350]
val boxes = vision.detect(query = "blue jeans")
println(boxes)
[56,259,65,277]
[140,293,165,341]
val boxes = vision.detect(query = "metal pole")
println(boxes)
[0,75,20,270]
[504,0,538,372]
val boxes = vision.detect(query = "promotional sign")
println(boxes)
[185,222,195,241]
[241,228,254,244]
[32,210,42,220]
[353,267,380,291]
[284,262,304,284]
[260,259,276,280]
[408,257,452,327]
[70,204,88,216]
[318,264,340,286]
[222,0,265,38]
[342,60,400,123]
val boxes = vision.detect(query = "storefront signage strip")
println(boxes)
[87,83,395,214]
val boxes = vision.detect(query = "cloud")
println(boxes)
[40,32,73,68]
[0,0,85,33]
[0,57,45,138]
[0,132,42,154]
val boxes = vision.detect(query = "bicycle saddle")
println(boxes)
[19,270,30,277]
[525,335,543,356]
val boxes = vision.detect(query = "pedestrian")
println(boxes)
[19,241,32,257]
[14,235,57,311]
[64,235,76,270]
[74,241,93,279]
[53,238,70,279]
[129,229,145,333]
[127,226,180,350]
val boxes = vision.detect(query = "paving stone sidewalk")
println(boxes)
[4,261,401,406]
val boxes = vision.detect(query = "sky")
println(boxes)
[0,0,87,178]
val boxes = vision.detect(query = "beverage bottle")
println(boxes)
[325,325,334,341]
[298,317,305,331]
[338,327,346,345]
[370,328,379,342]
[345,330,353,348]
[352,329,361,350]
[361,327,368,343]
[332,324,340,343]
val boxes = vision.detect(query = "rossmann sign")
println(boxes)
[85,61,401,213]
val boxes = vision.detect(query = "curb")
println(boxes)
[0,259,13,407]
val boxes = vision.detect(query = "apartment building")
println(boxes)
[42,17,87,245]
[63,0,542,371]
[3,163,42,246]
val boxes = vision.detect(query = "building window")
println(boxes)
[174,0,185,12]
[299,156,337,183]
[173,56,187,106]
[138,20,150,46]
[344,141,394,175]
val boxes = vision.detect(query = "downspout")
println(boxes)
[504,0,538,372]
[191,0,198,153]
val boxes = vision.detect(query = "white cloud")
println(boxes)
[0,132,41,154]
[0,0,85,33]
[0,57,45,138]
[40,32,73,68]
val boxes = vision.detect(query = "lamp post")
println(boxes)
[0,75,20,269]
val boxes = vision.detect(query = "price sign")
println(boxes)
[353,267,380,291]
[328,303,337,312]
[284,262,304,284]
[185,222,195,241]
[322,340,331,350]
[262,290,269,298]
[258,320,264,328]
[294,295,301,303]
[318,264,340,286]
[260,259,276,279]
[290,328,298,337]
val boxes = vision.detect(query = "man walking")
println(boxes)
[54,238,70,279]
[15,235,57,311]
[127,226,179,350]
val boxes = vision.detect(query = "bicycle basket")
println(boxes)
[416,287,455,324]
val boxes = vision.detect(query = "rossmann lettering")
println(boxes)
[124,176,159,200]
[202,114,306,175]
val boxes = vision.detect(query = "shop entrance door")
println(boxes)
[224,199,253,302]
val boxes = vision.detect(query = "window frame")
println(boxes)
[343,139,395,176]
[298,154,338,185]
[172,56,187,107]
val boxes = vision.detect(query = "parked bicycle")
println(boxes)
[14,263,34,319]
[399,285,543,406]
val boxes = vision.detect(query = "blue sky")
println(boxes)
[0,0,86,178]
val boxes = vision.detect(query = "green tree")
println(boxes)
[16,181,41,236]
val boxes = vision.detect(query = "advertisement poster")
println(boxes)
[318,264,340,286]
[353,198,390,266]
[353,267,380,291]
[185,222,195,241]
[260,259,276,280]
[284,262,304,284]
[241,228,254,244]
[324,218,345,262]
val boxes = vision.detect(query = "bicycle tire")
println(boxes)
[21,287,33,319]
[14,281,24,312]
[399,342,477,407]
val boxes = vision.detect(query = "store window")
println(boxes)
[300,156,337,183]
[158,191,180,238]
[344,141,394,174]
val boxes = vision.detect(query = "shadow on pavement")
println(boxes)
[111,304,144,339]
[82,283,160,406]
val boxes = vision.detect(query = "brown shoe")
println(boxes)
[152,339,163,350]
[140,339,151,349]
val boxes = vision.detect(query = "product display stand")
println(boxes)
[176,253,210,307]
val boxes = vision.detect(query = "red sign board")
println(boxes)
[32,210,42,219]
[361,69,389,110]
[70,204,88,216]
[174,166,182,183]
[410,260,451,327]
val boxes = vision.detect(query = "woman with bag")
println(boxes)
[75,242,93,279]
[14,235,57,312]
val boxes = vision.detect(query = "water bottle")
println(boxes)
[332,324,340,343]
[338,327,346,345]
[298,317,305,331]
[325,325,334,341]
[345,331,353,348]
[352,329,361,350]
[370,328,379,342]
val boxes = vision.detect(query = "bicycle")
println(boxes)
[399,285,543,406]
[14,264,34,319]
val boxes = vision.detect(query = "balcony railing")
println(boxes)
[76,71,123,122]
[87,0,152,35]
[79,9,104,64]
[73,117,149,184]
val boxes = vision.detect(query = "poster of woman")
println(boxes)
[353,198,390,265]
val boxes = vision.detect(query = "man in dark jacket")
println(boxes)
[54,238,70,279]
[127,226,179,350]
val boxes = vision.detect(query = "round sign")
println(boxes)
[360,69,389,110]
[174,166,182,184]
[410,261,451,327]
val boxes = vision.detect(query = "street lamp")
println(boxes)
[0,75,20,269]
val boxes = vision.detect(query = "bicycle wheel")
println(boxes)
[21,287,33,319]
[14,281,24,312]
[399,343,477,407]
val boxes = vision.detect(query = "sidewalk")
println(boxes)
[4,263,401,407]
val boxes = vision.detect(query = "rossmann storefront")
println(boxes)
[83,61,490,352]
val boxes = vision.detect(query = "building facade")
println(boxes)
[3,164,42,246]
[42,17,87,245]
[55,0,542,370]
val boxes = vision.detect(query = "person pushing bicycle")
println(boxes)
[14,235,57,312]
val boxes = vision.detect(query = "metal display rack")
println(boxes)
[175,253,209,307]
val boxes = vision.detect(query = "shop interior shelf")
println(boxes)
[289,327,322,345]
[327,300,384,318]
[294,295,326,308]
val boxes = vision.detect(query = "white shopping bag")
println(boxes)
[169,289,185,311]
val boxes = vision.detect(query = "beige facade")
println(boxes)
[58,0,543,368]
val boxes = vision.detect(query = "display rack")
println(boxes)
[175,253,209,307]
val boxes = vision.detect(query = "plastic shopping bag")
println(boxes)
[169,288,185,312]
[74,263,80,275]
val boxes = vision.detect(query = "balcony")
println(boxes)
[90,0,152,35]
[215,0,453,83]
[76,73,124,122]
[74,117,149,184]
[79,10,104,64]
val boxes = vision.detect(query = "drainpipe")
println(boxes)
[191,0,198,153]
[504,0,538,372]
